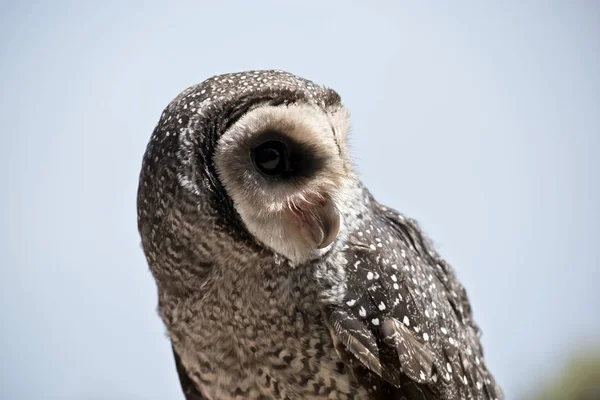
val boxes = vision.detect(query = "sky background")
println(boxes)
[1,1,599,399]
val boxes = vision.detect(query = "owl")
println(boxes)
[137,70,503,400]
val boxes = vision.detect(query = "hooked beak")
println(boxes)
[290,198,341,250]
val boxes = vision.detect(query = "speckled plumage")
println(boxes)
[137,70,503,400]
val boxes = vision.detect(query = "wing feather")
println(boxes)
[323,197,503,399]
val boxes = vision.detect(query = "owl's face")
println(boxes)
[214,102,354,264]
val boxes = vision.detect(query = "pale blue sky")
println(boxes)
[1,2,599,399]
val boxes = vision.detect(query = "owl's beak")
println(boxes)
[294,198,341,250]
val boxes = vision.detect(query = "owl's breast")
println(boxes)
[168,262,372,399]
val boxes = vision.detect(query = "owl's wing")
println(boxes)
[172,345,206,400]
[324,202,503,400]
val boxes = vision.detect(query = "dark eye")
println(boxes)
[251,140,288,176]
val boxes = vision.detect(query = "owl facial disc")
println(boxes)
[215,102,352,263]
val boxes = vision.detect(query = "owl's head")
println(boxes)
[138,70,357,275]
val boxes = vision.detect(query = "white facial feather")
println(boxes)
[215,103,354,264]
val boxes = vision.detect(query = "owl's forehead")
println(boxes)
[196,70,322,98]
[198,70,321,98]
[146,70,340,155]
[143,70,342,185]
[164,70,336,116]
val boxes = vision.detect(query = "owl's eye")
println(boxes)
[251,140,288,176]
